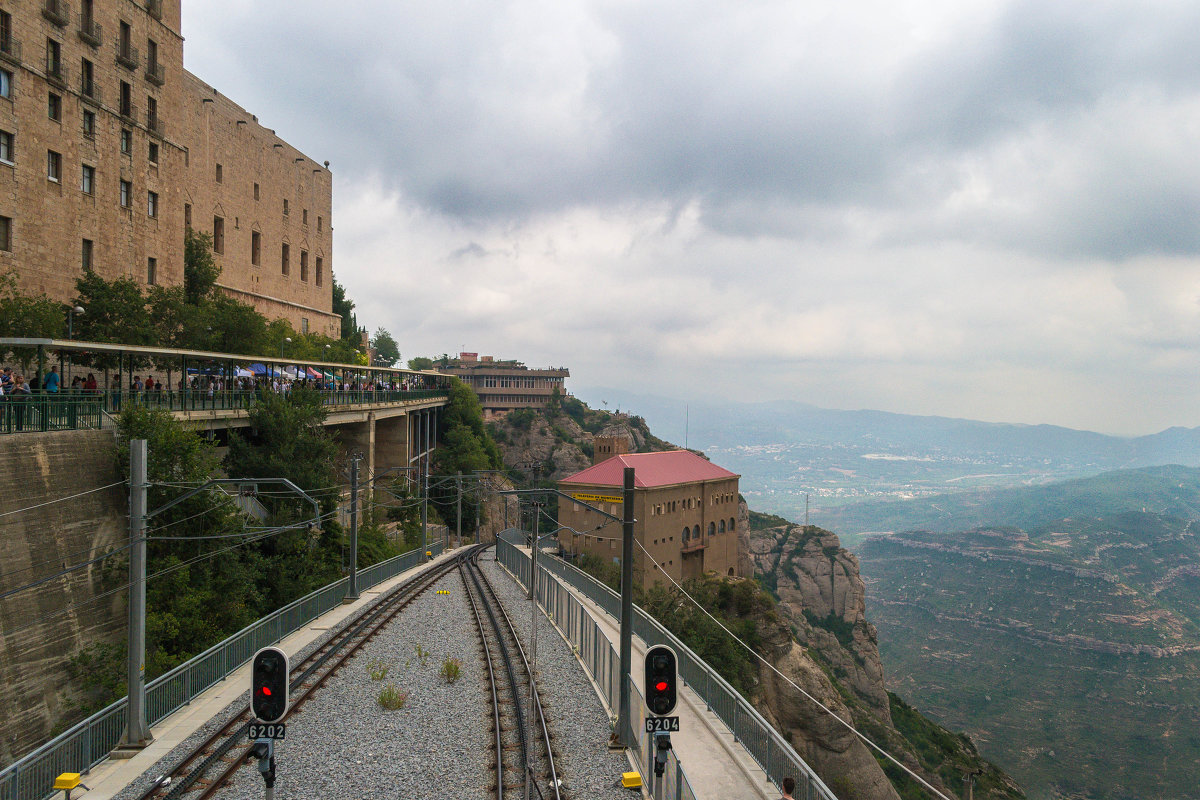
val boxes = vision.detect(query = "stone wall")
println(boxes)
[0,430,127,767]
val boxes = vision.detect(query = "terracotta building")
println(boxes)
[438,352,569,419]
[556,450,742,591]
[0,0,338,336]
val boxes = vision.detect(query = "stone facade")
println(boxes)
[556,451,742,591]
[0,0,337,336]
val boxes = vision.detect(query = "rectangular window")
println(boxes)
[213,216,224,253]
[302,209,308,225]
[315,257,323,287]
[253,182,260,201]
[300,250,308,282]
[0,69,11,99]
[120,180,131,207]
[215,163,222,183]
[301,318,309,334]
[281,243,290,276]
[48,92,62,121]
[46,38,61,78]
[147,190,158,218]
[82,109,96,138]
[0,215,10,251]
[0,130,12,163]
[146,38,158,69]
[148,141,159,164]
[82,238,93,271]
[120,81,132,117]
[251,231,261,265]
[184,202,191,227]
[47,150,62,182]
[81,58,95,96]
[317,215,323,233]
[81,164,95,195]
[283,198,289,216]
[146,95,157,129]
[121,128,132,154]
[0,12,11,52]
[147,257,156,285]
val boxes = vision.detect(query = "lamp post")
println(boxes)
[67,305,84,339]
[281,336,292,359]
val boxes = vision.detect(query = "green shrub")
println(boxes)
[440,657,463,684]
[378,684,408,710]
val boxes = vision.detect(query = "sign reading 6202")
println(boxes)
[248,722,287,740]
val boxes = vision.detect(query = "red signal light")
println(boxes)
[656,681,668,691]
[261,687,272,696]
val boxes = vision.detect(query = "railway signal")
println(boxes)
[251,647,290,724]
[644,645,678,716]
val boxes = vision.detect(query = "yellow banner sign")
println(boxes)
[571,493,623,505]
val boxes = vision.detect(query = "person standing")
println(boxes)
[779,777,796,799]
[10,374,31,431]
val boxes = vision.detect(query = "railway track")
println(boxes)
[135,546,479,800]
[462,548,562,800]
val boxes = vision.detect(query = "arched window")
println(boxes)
[692,525,700,540]
[719,520,726,533]
[707,522,715,537]
[729,517,736,532]
[682,527,690,541]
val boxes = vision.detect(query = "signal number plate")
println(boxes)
[248,722,287,740]
[645,716,680,733]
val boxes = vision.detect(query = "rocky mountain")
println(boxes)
[483,396,1023,799]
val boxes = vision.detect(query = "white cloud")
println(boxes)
[183,0,1200,434]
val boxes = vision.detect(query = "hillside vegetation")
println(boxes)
[854,468,1200,798]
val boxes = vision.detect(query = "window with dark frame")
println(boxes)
[253,182,260,200]
[0,216,11,251]
[147,256,157,285]
[46,38,61,78]
[283,198,289,215]
[300,250,308,282]
[48,92,62,121]
[81,164,95,195]
[82,109,96,138]
[148,141,158,164]
[281,243,289,275]
[0,130,12,163]
[82,238,93,270]
[46,150,61,182]
[120,180,131,207]
[147,190,158,218]
[0,69,11,99]
[215,163,222,183]
[121,128,132,154]
[213,215,224,252]
[184,202,191,227]
[251,230,261,265]
[315,256,323,287]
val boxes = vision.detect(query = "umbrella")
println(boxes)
[305,367,322,379]
[235,367,255,378]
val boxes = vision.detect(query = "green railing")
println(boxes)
[0,396,104,434]
[0,389,447,434]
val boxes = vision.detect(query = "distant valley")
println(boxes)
[572,387,1200,535]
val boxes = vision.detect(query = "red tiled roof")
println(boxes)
[559,451,738,488]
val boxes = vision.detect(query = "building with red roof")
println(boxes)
[557,450,742,590]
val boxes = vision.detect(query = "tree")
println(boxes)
[331,274,359,341]
[72,272,154,347]
[431,378,503,533]
[184,228,221,304]
[407,356,434,371]
[371,327,399,366]
[0,272,65,368]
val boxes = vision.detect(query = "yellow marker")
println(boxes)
[621,771,643,789]
[54,773,87,800]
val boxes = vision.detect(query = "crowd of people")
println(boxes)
[1,362,440,431]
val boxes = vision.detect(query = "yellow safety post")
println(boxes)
[53,773,88,800]
[621,771,643,789]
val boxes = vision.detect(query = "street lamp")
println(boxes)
[281,336,292,358]
[67,305,84,339]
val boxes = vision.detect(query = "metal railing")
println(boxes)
[0,541,445,800]
[0,397,103,434]
[496,533,838,800]
[41,0,70,27]
[144,60,163,86]
[115,42,138,71]
[0,389,447,435]
[0,37,21,65]
[76,14,101,48]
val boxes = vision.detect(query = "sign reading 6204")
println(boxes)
[644,716,680,733]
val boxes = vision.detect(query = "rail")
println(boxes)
[496,532,838,800]
[0,541,446,800]
[0,389,447,434]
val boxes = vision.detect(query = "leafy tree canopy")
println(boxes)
[184,228,221,304]
[371,327,399,367]
[407,356,434,371]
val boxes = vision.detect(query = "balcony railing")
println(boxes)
[145,0,163,20]
[119,101,138,123]
[79,76,101,105]
[45,61,68,89]
[144,59,164,86]
[42,0,71,27]
[147,113,165,138]
[0,37,20,66]
[77,14,101,48]
[116,42,138,70]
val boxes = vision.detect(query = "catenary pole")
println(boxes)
[123,439,151,747]
[618,466,635,746]
[345,455,360,602]
[455,471,462,549]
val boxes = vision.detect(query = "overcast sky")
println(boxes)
[184,0,1200,436]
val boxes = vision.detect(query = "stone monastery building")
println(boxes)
[0,0,339,336]
[556,448,742,592]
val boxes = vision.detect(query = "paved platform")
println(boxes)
[76,548,461,800]
[523,549,778,800]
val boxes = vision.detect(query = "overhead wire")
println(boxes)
[0,480,127,519]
